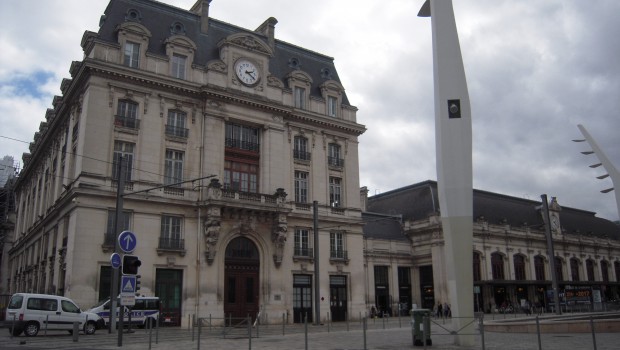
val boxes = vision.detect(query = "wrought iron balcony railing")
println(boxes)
[114,115,140,129]
[330,250,348,260]
[158,237,185,250]
[294,247,314,258]
[165,124,189,138]
[328,156,344,167]
[294,149,311,161]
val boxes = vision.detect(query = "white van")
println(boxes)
[87,296,160,328]
[5,293,104,337]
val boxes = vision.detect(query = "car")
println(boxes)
[87,296,160,328]
[5,293,104,337]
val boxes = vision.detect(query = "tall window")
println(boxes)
[491,253,504,280]
[116,100,139,128]
[293,136,310,160]
[294,87,305,109]
[327,96,337,117]
[534,256,545,281]
[164,149,184,186]
[586,259,595,281]
[160,215,183,249]
[294,228,311,257]
[615,261,620,282]
[225,123,259,151]
[374,266,389,285]
[106,210,130,245]
[570,258,580,281]
[112,141,134,181]
[328,143,344,167]
[330,232,346,259]
[554,257,564,281]
[294,171,308,203]
[224,160,258,193]
[473,252,481,281]
[166,110,188,138]
[601,260,609,282]
[514,255,526,280]
[171,54,187,79]
[329,177,341,207]
[124,41,140,68]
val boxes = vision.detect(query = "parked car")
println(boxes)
[5,293,104,336]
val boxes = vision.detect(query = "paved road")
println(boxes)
[1,317,617,350]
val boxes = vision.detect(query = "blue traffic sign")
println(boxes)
[121,275,136,294]
[118,231,137,253]
[110,253,122,269]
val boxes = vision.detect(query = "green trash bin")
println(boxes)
[411,309,432,346]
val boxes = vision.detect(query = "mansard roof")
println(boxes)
[97,0,349,104]
[367,180,620,241]
[362,212,407,241]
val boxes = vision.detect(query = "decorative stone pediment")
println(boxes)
[218,33,273,56]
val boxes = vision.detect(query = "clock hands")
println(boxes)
[245,70,256,79]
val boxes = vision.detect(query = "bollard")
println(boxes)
[590,316,598,350]
[479,314,486,350]
[382,313,386,329]
[399,310,402,328]
[422,316,428,350]
[188,314,191,331]
[45,314,49,335]
[148,317,153,350]
[536,316,542,350]
[11,314,16,339]
[209,314,212,332]
[197,317,202,350]
[327,312,330,333]
[304,313,308,350]
[282,313,285,336]
[156,316,159,344]
[72,322,79,342]
[192,314,195,341]
[360,311,362,327]
[363,317,367,350]
[248,315,252,350]
[346,311,349,331]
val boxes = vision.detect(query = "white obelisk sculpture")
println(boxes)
[577,124,620,221]
[419,0,474,346]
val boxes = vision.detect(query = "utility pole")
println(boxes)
[541,194,561,315]
[109,155,126,336]
[313,200,320,325]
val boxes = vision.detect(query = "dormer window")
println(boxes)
[171,54,187,79]
[124,42,140,68]
[294,87,306,109]
[327,96,337,117]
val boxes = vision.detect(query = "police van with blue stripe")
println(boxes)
[87,296,160,328]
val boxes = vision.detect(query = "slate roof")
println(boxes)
[367,180,620,241]
[362,212,407,241]
[97,0,350,104]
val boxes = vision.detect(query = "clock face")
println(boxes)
[551,216,559,230]
[234,59,260,86]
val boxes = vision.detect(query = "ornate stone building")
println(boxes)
[6,0,366,325]
[363,180,620,314]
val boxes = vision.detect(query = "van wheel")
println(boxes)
[84,321,97,335]
[24,322,39,337]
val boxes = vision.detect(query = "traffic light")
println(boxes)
[122,255,141,275]
[135,275,141,293]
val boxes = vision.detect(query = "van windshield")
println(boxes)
[92,298,109,309]
[8,295,23,309]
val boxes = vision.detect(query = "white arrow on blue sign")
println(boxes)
[110,253,122,269]
[118,230,137,253]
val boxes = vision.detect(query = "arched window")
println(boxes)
[491,253,504,280]
[513,255,526,280]
[534,256,545,281]
[473,252,481,281]
[570,258,580,281]
[586,259,595,281]
[554,257,564,282]
[601,261,609,282]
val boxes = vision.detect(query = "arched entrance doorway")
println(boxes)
[224,237,260,322]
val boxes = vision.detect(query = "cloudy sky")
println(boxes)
[1,0,619,221]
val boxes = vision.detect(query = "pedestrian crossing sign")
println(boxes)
[121,275,136,294]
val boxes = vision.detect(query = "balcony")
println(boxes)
[157,237,186,256]
[330,250,348,261]
[114,115,140,129]
[328,156,344,167]
[294,247,314,258]
[165,124,189,138]
[225,138,259,152]
[293,149,311,161]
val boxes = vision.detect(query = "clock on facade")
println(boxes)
[550,214,560,231]
[234,58,260,86]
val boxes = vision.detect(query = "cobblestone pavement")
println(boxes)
[1,316,618,350]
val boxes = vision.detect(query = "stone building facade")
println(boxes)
[6,0,366,326]
[363,180,620,314]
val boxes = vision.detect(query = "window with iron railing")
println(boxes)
[328,143,344,167]
[294,171,308,203]
[294,229,313,257]
[166,110,188,138]
[225,123,259,152]
[164,149,184,186]
[330,232,346,260]
[115,100,139,129]
[160,215,184,250]
[293,136,311,161]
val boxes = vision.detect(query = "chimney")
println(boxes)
[190,0,212,34]
[255,17,278,50]
[360,186,369,212]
